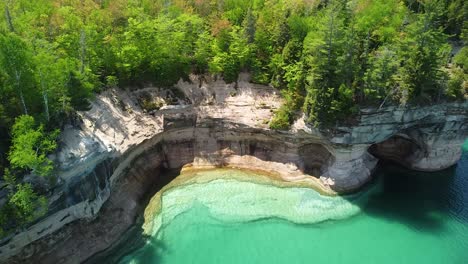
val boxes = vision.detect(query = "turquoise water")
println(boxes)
[115,153,468,264]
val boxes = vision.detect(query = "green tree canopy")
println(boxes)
[8,115,58,177]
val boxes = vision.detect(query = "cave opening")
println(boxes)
[368,135,424,167]
[298,143,334,178]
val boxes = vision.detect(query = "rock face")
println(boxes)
[1,73,466,263]
[320,103,468,190]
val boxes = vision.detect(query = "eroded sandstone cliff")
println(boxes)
[1,73,466,263]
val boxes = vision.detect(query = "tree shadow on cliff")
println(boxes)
[108,168,183,263]
[348,161,459,233]
[85,168,182,264]
[85,225,167,264]
[115,235,168,263]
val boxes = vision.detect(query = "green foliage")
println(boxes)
[394,1,451,104]
[0,0,463,234]
[448,47,468,99]
[0,0,463,133]
[0,33,39,116]
[1,116,55,236]
[209,26,252,83]
[114,12,205,86]
[1,169,48,235]
[105,75,119,88]
[3,168,16,188]
[269,105,293,130]
[302,2,353,126]
[447,67,467,99]
[269,90,302,130]
[8,183,47,226]
[454,47,468,70]
[446,0,467,38]
[139,92,164,112]
[194,32,214,73]
[67,72,93,111]
[363,47,399,103]
[2,0,458,130]
[353,0,406,42]
[270,82,305,130]
[8,115,58,177]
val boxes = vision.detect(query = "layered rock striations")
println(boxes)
[1,73,467,263]
[319,103,467,190]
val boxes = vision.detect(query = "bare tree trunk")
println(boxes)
[79,29,86,73]
[43,91,49,121]
[346,20,356,88]
[15,70,28,115]
[379,88,395,109]
[39,70,50,121]
[327,12,334,67]
[4,1,15,32]
[326,7,335,89]
[18,87,28,115]
[63,73,71,113]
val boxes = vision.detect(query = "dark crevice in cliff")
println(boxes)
[4,127,338,263]
[368,135,424,168]
[298,143,334,177]
[84,168,179,264]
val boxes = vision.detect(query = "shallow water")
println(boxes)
[116,152,468,264]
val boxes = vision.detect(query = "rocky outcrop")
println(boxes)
[1,73,466,263]
[315,103,468,189]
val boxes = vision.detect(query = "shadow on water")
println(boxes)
[85,168,183,264]
[87,151,468,263]
[87,224,166,264]
[449,151,468,223]
[350,151,468,233]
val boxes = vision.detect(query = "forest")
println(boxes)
[0,0,467,236]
